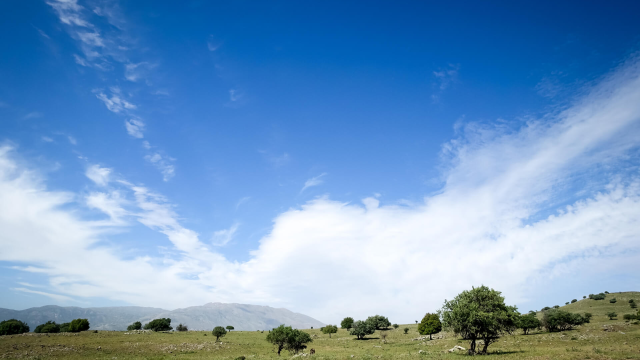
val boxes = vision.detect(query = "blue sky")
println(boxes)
[1,0,640,324]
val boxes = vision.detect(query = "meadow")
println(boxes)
[1,292,639,360]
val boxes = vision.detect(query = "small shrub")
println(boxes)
[235,357,246,360]
[631,302,638,309]
[606,312,617,320]
[565,302,569,305]
[610,298,617,304]
[393,323,399,329]
[592,293,606,300]
[541,306,551,311]
[403,327,409,334]
[583,296,586,299]
[553,305,560,309]
[571,299,577,303]
[623,314,637,321]
[212,326,227,341]
[176,323,188,332]
[127,321,142,331]
[542,310,588,332]
[629,299,635,304]
[0,319,30,335]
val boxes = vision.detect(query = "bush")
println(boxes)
[553,305,560,309]
[571,299,577,303]
[441,285,519,355]
[68,319,90,332]
[321,324,338,338]
[418,313,442,340]
[144,318,172,332]
[629,299,635,304]
[584,313,593,323]
[127,321,142,331]
[517,313,541,335]
[0,319,30,335]
[266,325,312,355]
[176,324,188,332]
[541,306,551,311]
[403,327,409,334]
[610,298,617,304]
[583,296,586,299]
[542,310,588,332]
[605,291,609,294]
[623,314,637,321]
[212,326,227,341]
[59,323,70,332]
[393,324,399,329]
[565,302,569,305]
[631,302,638,309]
[350,320,375,339]
[340,317,354,330]
[34,321,60,333]
[365,315,391,330]
[607,312,617,320]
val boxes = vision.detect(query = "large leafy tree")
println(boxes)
[321,324,338,338]
[68,318,90,332]
[266,325,313,355]
[349,320,375,339]
[517,313,541,335]
[144,318,172,332]
[418,313,442,340]
[0,319,29,335]
[441,285,519,355]
[541,310,588,331]
[365,315,391,330]
[340,317,354,330]
[212,326,227,341]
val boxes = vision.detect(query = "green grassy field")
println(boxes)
[1,292,639,359]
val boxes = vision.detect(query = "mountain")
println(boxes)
[0,303,325,331]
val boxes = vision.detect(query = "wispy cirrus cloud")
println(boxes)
[300,173,327,193]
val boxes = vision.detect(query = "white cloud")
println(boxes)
[12,287,76,302]
[236,196,251,210]
[73,54,88,66]
[125,62,154,82]
[125,119,145,138]
[41,136,54,143]
[212,223,239,246]
[85,164,111,186]
[46,0,89,27]
[24,112,43,119]
[300,173,327,193]
[67,135,77,145]
[144,153,175,181]
[95,89,136,113]
[1,57,640,322]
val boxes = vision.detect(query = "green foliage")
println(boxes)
[553,305,560,309]
[629,299,635,304]
[212,326,227,341]
[176,323,188,332]
[583,296,586,299]
[127,321,142,331]
[0,319,30,335]
[541,310,587,332]
[365,315,391,330]
[403,327,409,334]
[265,325,312,355]
[321,324,338,338]
[610,298,617,303]
[441,285,519,355]
[631,302,638,309]
[393,324,399,329]
[604,291,609,294]
[606,312,617,320]
[143,318,172,332]
[226,325,234,331]
[34,321,60,333]
[234,357,246,360]
[68,319,90,332]
[571,299,577,303]
[541,306,551,311]
[349,320,375,339]
[590,293,606,300]
[59,323,70,332]
[517,313,541,335]
[340,317,354,330]
[623,314,638,321]
[584,313,593,323]
[418,313,442,339]
[565,302,569,305]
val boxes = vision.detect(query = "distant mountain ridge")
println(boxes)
[0,303,325,331]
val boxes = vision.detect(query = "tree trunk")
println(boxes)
[429,333,432,340]
[481,338,491,354]
[468,338,476,355]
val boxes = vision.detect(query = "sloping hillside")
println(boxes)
[542,291,640,323]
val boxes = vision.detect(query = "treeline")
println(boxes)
[0,318,89,335]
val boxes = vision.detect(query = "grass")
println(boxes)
[1,292,639,359]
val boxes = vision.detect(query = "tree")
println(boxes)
[212,326,227,341]
[632,302,638,309]
[365,315,391,330]
[441,285,519,355]
[607,312,617,320]
[127,321,142,331]
[418,313,442,340]
[340,317,354,330]
[542,310,587,332]
[34,321,60,333]
[0,319,29,335]
[349,320,375,340]
[59,323,70,332]
[610,298,617,303]
[68,318,90,332]
[144,318,172,332]
[266,325,312,355]
[226,325,234,331]
[584,313,593,323]
[517,314,541,335]
[321,324,338,338]
[393,324,399,329]
[583,296,586,299]
[176,324,188,332]
[403,327,409,334]
[565,302,569,305]
[571,299,577,303]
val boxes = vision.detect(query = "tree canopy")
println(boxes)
[441,285,519,355]
[340,317,354,330]
[0,319,30,335]
[321,324,338,338]
[517,313,541,334]
[212,326,227,341]
[144,318,172,332]
[349,320,375,340]
[418,313,442,340]
[226,325,234,331]
[365,315,391,330]
[127,321,142,331]
[266,325,313,355]
[68,318,90,332]
[34,321,60,333]
[541,309,588,332]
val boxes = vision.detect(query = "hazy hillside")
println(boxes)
[0,303,325,331]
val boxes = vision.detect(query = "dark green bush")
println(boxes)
[541,306,551,311]
[571,299,577,303]
[340,317,354,330]
[144,318,172,332]
[565,302,569,305]
[393,323,399,329]
[553,305,560,309]
[623,314,637,321]
[68,319,90,332]
[604,291,609,294]
[0,319,30,335]
[365,315,391,330]
[591,293,606,300]
[629,299,635,304]
[59,322,70,332]
[127,321,142,331]
[350,320,375,339]
[631,303,638,309]
[542,310,587,332]
[176,323,188,332]
[34,321,60,333]
[610,298,617,303]
[212,326,227,341]
[403,327,409,334]
[517,313,541,335]
[606,312,617,320]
